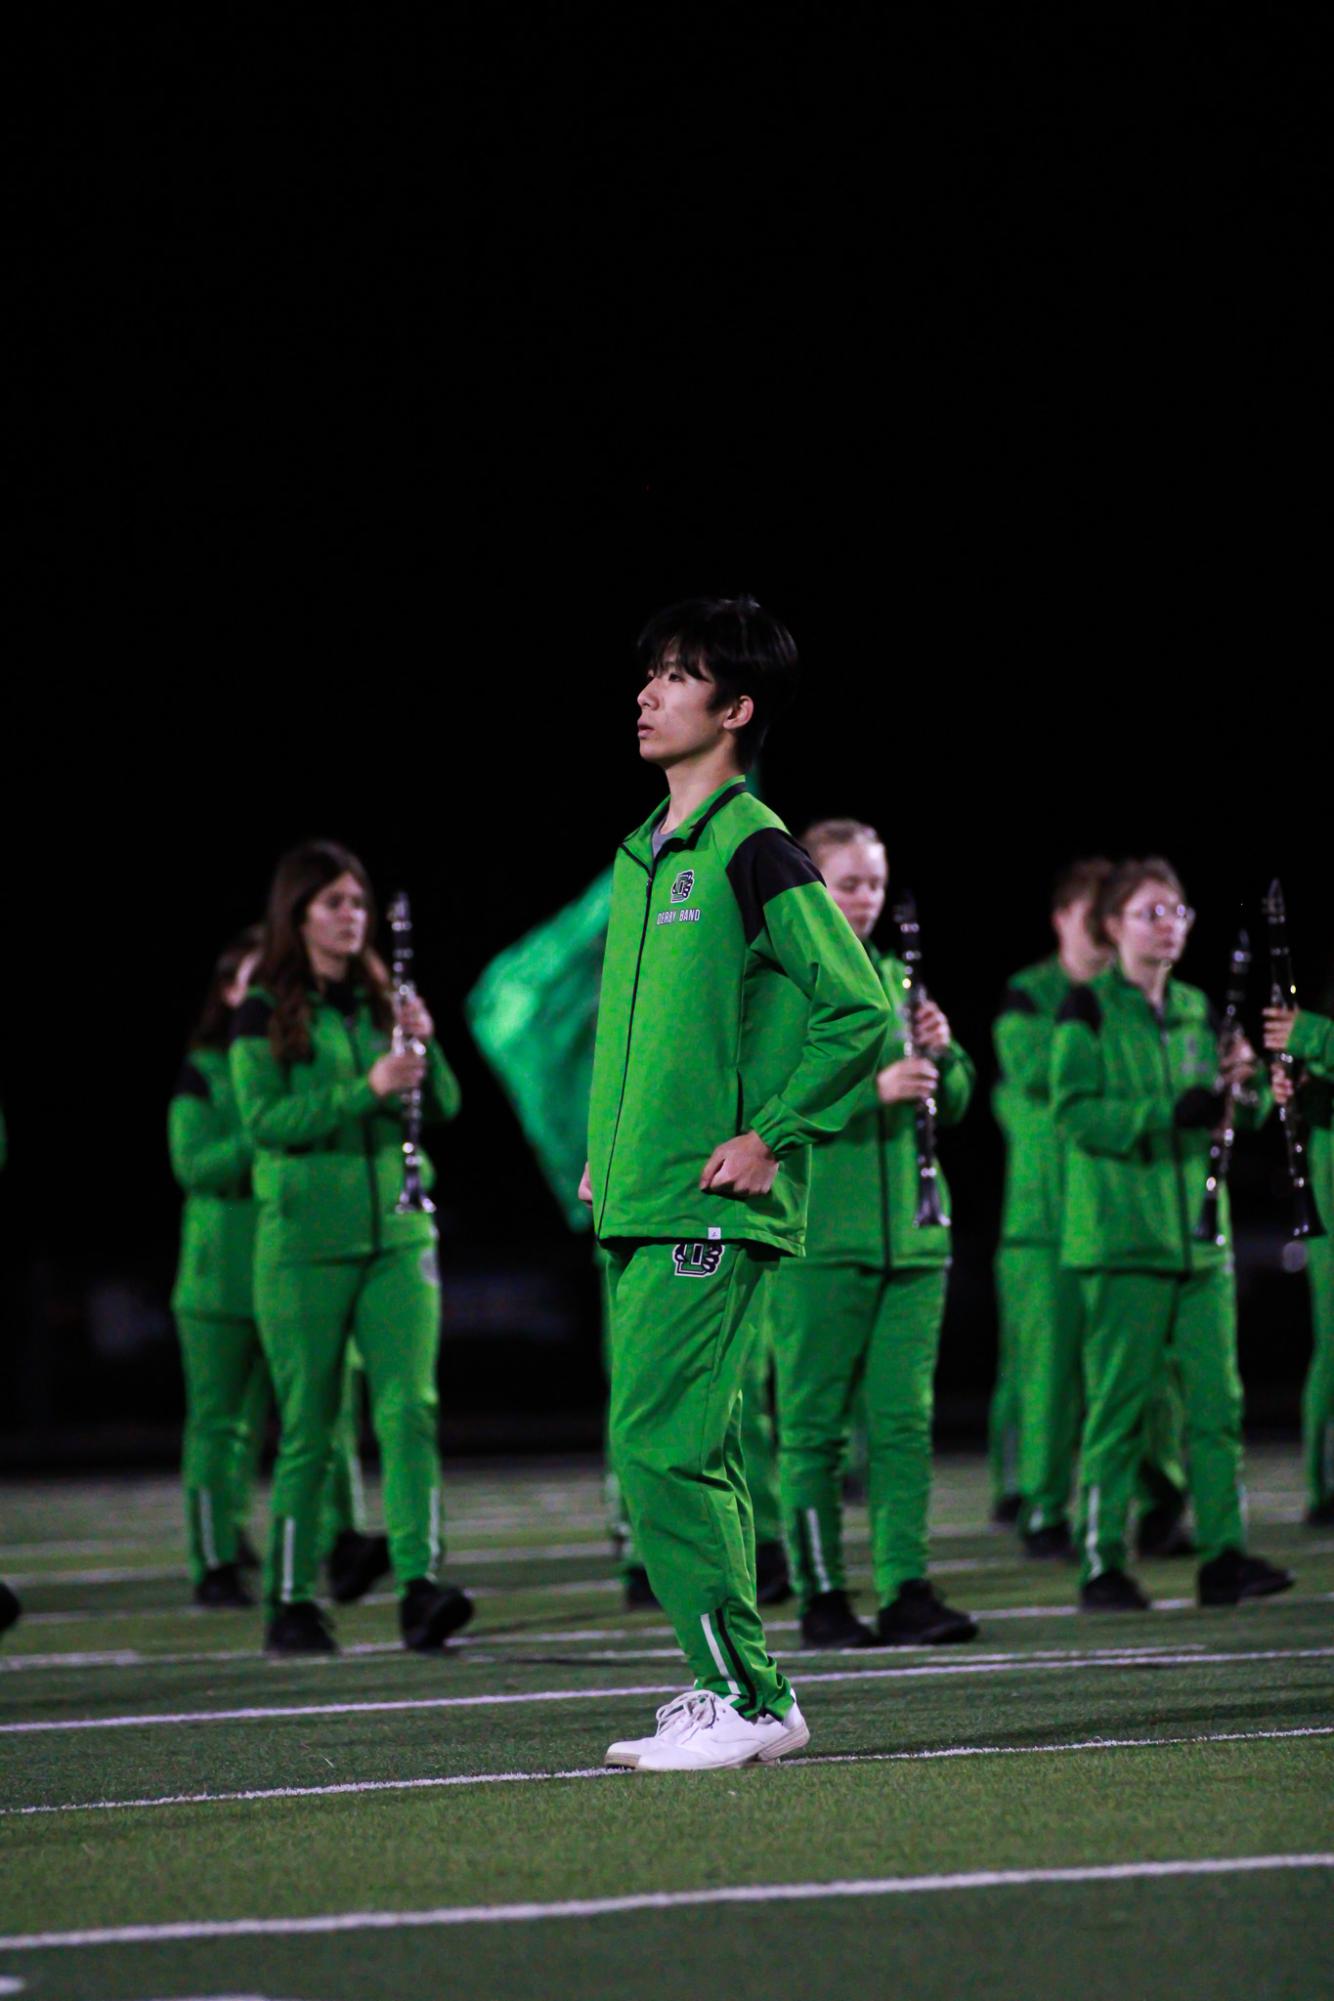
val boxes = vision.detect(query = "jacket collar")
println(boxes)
[621,778,748,867]
[1103,958,1181,1019]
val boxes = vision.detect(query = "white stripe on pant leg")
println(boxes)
[199,1491,219,1571]
[349,1449,366,1534]
[281,1519,297,1605]
[429,1488,441,1572]
[700,1614,740,1696]
[1085,1486,1101,1581]
[806,1510,832,1595]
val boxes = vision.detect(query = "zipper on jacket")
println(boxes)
[345,1001,381,1254]
[1155,1000,1192,1270]
[596,847,658,1238]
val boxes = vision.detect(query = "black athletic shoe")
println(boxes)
[235,1531,262,1571]
[1023,1523,1076,1563]
[1197,1549,1295,1607]
[755,1539,793,1606]
[194,1563,254,1609]
[265,1601,338,1655]
[1079,1568,1150,1612]
[874,1579,978,1646]
[400,1579,474,1653]
[1305,1498,1334,1527]
[328,1530,392,1605]
[624,1565,659,1610]
[801,1589,875,1649]
[991,1493,1023,1527]
[0,1581,21,1638]
[1136,1502,1196,1559]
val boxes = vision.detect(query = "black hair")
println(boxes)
[635,595,799,769]
[1051,856,1113,915]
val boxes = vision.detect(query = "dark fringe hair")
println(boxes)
[189,925,264,1052]
[800,818,883,869]
[1051,856,1113,916]
[256,840,393,1063]
[636,595,799,769]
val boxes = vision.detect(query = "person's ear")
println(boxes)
[722,693,754,734]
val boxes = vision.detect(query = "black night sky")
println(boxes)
[6,9,1330,1454]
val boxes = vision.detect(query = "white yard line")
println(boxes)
[5,1724,1330,1821]
[3,1853,1332,1950]
[4,1645,1331,1736]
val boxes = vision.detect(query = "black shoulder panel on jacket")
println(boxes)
[172,1059,210,1101]
[726,828,825,945]
[230,994,274,1042]
[1056,985,1102,1031]
[997,985,1039,1017]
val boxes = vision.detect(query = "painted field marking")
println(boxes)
[3,1854,1332,1951]
[4,1645,1332,1736]
[0,1638,1205,1675]
[5,1724,1331,1820]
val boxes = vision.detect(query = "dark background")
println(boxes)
[5,8,1329,1465]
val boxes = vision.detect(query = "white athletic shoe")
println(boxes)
[635,1693,810,1773]
[605,1690,701,1768]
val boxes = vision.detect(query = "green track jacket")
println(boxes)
[1053,961,1271,1273]
[587,779,891,1253]
[803,942,973,1267]
[169,1045,256,1317]
[230,982,461,1262]
[1291,1008,1334,1235]
[993,954,1073,1247]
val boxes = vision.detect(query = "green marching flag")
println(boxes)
[465,870,612,1232]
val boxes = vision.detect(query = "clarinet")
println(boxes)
[1262,878,1324,1241]
[891,890,950,1229]
[1192,925,1251,1245]
[388,891,436,1216]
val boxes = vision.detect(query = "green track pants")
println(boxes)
[987,1296,1021,1511]
[233,1359,273,1544]
[770,1261,947,1611]
[177,1311,266,1585]
[319,1345,369,1553]
[605,1239,792,1720]
[996,1246,1189,1535]
[1304,1235,1334,1513]
[256,1243,444,1609]
[604,1255,781,1576]
[1077,1265,1245,1582]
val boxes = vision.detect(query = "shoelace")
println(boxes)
[652,1691,710,1737]
[670,1692,731,1743]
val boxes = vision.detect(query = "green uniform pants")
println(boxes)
[605,1239,792,1720]
[177,1311,266,1585]
[1304,1235,1334,1512]
[1077,1265,1245,1582]
[256,1243,444,1608]
[998,1246,1188,1535]
[319,1344,369,1554]
[987,1293,1021,1511]
[770,1261,947,1611]
[233,1358,273,1544]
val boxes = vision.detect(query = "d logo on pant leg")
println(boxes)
[673,1242,725,1277]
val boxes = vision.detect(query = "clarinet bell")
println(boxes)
[914,1174,950,1230]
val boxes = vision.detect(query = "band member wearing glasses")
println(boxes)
[231,840,470,1655]
[1053,857,1292,1611]
[1264,989,1334,1525]
[992,859,1193,1562]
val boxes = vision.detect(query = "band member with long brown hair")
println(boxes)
[231,840,470,1655]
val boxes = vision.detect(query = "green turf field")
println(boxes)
[1,1448,1331,2000]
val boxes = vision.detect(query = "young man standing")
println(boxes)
[582,597,890,1773]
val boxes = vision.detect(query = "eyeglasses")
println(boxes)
[1125,903,1195,925]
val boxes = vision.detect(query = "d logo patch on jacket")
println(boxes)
[673,1241,725,1277]
[670,869,695,904]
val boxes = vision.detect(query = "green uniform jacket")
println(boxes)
[230,981,461,1262]
[169,1045,256,1317]
[1053,961,1271,1273]
[803,941,973,1267]
[993,954,1072,1247]
[1290,1008,1334,1236]
[588,779,891,1253]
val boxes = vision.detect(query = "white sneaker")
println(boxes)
[635,1694,810,1773]
[605,1690,701,1768]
